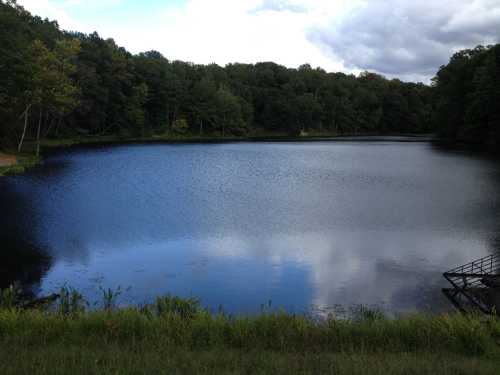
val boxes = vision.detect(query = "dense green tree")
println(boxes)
[433,44,500,148]
[13,37,80,153]
[132,51,170,132]
[190,77,219,135]
[171,117,189,135]
[1,0,440,152]
[126,83,149,137]
[214,87,247,137]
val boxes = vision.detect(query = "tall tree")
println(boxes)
[0,0,439,150]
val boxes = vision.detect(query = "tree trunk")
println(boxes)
[173,107,178,125]
[199,119,203,136]
[165,105,170,133]
[222,114,226,138]
[44,115,55,138]
[43,111,50,137]
[18,104,31,153]
[36,108,42,157]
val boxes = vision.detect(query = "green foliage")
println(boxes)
[0,284,21,309]
[433,44,500,148]
[1,287,500,373]
[4,0,500,153]
[351,305,386,323]
[57,286,86,316]
[126,83,148,136]
[152,295,201,319]
[0,347,498,375]
[0,287,499,357]
[99,286,122,312]
[0,0,436,151]
[0,154,39,176]
[28,39,80,113]
[171,117,190,135]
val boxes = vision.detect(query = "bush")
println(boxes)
[171,118,190,135]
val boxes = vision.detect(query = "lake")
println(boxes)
[1,140,500,315]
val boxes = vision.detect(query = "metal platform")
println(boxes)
[443,253,500,314]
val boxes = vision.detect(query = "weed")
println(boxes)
[57,286,86,316]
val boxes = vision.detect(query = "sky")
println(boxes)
[16,0,500,83]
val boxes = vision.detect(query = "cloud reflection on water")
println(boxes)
[1,141,499,314]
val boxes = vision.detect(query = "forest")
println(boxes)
[0,0,499,152]
[0,0,435,152]
[433,45,500,147]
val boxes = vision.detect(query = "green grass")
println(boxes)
[0,153,39,176]
[2,346,499,375]
[1,289,500,374]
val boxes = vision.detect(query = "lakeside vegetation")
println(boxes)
[1,1,500,373]
[433,45,500,147]
[2,0,499,159]
[0,153,38,176]
[1,0,435,154]
[1,288,500,374]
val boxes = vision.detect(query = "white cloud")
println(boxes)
[17,0,85,31]
[17,0,126,32]
[16,0,500,82]
[17,0,351,72]
[310,0,500,81]
[95,0,350,72]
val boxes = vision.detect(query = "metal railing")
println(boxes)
[443,252,500,314]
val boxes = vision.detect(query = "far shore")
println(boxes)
[38,133,437,150]
[0,152,38,177]
[0,133,442,176]
[0,152,17,167]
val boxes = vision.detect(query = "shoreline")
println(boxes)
[0,152,18,176]
[41,133,436,148]
[4,134,499,177]
[0,152,39,177]
[0,133,441,177]
[0,152,17,167]
[0,290,498,374]
[38,133,437,154]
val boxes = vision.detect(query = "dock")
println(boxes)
[443,253,500,314]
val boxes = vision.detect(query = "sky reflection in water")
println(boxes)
[1,141,500,314]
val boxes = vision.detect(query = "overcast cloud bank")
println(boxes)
[18,0,500,82]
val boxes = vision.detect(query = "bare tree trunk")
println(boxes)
[165,105,170,133]
[36,108,42,157]
[43,111,50,137]
[44,114,55,138]
[222,114,226,138]
[18,104,31,153]
[173,107,178,124]
[314,87,320,100]
[199,119,203,136]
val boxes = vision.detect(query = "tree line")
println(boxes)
[433,44,500,148]
[1,0,498,152]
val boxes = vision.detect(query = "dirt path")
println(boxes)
[0,152,17,167]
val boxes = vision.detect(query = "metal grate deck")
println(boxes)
[443,253,500,314]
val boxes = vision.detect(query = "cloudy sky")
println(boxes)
[17,0,500,82]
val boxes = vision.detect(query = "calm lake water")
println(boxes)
[1,140,500,315]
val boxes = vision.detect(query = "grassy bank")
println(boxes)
[1,289,499,374]
[0,153,39,177]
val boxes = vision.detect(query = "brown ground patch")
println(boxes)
[0,152,17,167]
